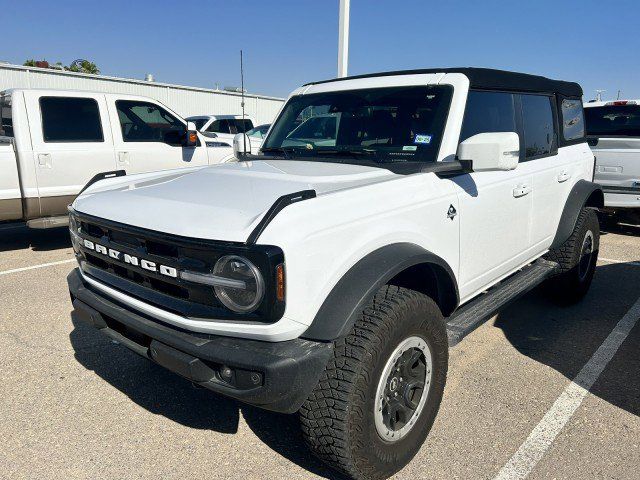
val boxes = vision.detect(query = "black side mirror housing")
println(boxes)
[184,121,198,147]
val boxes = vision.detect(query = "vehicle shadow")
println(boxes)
[68,314,343,479]
[495,261,640,417]
[0,224,71,252]
[600,221,640,237]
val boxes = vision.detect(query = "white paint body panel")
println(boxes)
[0,141,19,201]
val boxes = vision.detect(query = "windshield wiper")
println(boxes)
[260,146,293,158]
[313,148,379,159]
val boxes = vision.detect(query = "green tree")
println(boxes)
[67,60,100,74]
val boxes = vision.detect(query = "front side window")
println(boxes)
[460,91,517,142]
[585,105,640,137]
[263,85,453,164]
[561,99,585,141]
[116,100,184,143]
[521,94,556,159]
[40,97,103,142]
[0,94,12,137]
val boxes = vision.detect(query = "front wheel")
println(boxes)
[544,207,600,304]
[299,286,448,480]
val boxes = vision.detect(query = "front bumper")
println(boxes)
[68,268,333,413]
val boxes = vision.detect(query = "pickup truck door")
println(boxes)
[108,99,208,174]
[25,92,116,215]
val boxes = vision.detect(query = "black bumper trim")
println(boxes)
[68,268,332,413]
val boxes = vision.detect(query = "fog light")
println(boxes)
[220,365,233,380]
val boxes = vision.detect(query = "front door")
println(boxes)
[453,90,533,301]
[109,99,208,174]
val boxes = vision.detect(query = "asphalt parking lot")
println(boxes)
[1,223,638,480]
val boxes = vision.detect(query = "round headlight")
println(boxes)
[213,255,265,313]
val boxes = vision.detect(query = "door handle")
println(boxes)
[513,184,532,198]
[37,153,51,168]
[118,151,130,165]
[557,171,571,183]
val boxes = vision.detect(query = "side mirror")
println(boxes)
[457,132,520,172]
[184,121,198,147]
[233,133,251,157]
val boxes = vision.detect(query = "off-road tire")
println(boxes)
[544,207,599,304]
[299,285,448,480]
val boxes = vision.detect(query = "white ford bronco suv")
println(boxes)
[67,68,603,480]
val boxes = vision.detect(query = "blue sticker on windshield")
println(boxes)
[414,134,432,145]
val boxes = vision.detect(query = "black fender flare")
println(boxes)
[301,243,459,342]
[551,180,604,249]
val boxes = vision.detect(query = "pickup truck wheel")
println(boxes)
[299,286,448,480]
[544,207,600,304]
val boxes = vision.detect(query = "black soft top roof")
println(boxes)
[304,67,583,98]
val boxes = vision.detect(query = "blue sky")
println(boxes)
[3,0,638,100]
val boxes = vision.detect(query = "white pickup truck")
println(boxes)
[0,89,233,228]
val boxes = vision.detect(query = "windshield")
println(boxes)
[585,105,640,137]
[188,118,209,130]
[263,85,452,163]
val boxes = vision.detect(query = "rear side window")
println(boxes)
[40,97,103,142]
[460,91,517,142]
[584,105,640,137]
[521,94,556,159]
[561,99,585,141]
[0,94,12,137]
[206,119,229,134]
[116,100,184,143]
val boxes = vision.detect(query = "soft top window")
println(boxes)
[561,99,585,141]
[585,105,640,137]
[263,85,453,165]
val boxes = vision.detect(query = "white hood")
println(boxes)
[73,160,397,242]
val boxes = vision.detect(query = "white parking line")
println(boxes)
[494,295,640,480]
[0,259,76,276]
[599,257,640,267]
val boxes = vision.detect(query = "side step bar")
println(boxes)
[446,258,559,347]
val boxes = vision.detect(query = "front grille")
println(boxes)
[72,212,284,322]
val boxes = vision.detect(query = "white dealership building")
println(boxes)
[0,63,284,125]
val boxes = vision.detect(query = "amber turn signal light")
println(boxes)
[276,263,285,302]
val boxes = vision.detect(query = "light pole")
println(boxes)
[338,0,350,77]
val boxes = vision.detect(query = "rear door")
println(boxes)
[25,91,116,215]
[109,98,208,174]
[520,94,578,249]
[586,103,640,204]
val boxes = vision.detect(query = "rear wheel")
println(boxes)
[299,286,448,480]
[544,207,600,303]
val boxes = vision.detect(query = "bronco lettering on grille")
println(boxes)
[82,239,178,278]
